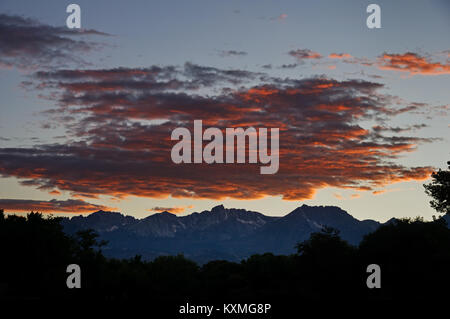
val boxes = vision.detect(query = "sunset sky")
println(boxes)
[0,0,449,222]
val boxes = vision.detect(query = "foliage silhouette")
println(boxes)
[359,217,450,300]
[424,160,450,215]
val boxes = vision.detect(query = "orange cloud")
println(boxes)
[149,205,194,214]
[0,65,436,202]
[328,53,352,59]
[333,193,343,200]
[0,198,114,213]
[378,52,450,76]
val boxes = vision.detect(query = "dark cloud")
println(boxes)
[31,62,260,94]
[372,124,428,133]
[218,50,248,57]
[288,49,322,61]
[279,63,298,69]
[0,14,108,69]
[183,62,261,86]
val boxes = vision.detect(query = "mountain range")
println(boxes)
[61,204,384,263]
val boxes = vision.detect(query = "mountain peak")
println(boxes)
[290,204,346,214]
[160,211,175,216]
[92,210,111,214]
[211,205,225,212]
[284,205,353,226]
[88,210,124,218]
[145,211,177,220]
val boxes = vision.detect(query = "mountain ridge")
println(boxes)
[61,204,381,263]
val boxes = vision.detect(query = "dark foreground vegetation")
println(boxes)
[1,210,450,303]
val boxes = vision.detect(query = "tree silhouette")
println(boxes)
[75,229,107,254]
[296,226,356,258]
[295,227,359,298]
[359,217,450,300]
[424,160,450,215]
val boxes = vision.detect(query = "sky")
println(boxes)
[0,0,449,222]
